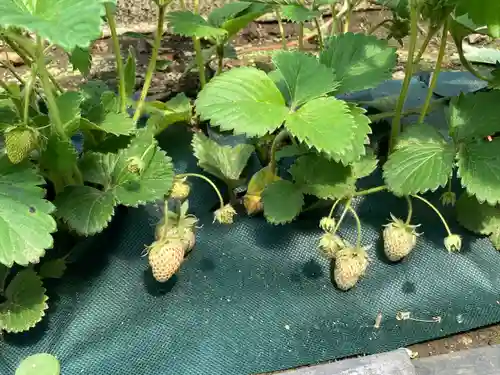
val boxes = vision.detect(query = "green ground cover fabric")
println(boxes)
[1,73,499,375]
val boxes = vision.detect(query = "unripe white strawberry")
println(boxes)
[148,239,185,282]
[334,247,369,291]
[382,214,421,262]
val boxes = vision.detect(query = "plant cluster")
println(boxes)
[0,0,499,335]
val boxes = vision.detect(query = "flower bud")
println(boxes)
[213,204,237,224]
[444,234,462,252]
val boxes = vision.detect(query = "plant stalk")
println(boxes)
[105,3,127,113]
[332,198,352,234]
[132,4,168,122]
[353,185,387,197]
[216,44,224,76]
[368,19,392,35]
[3,35,63,93]
[192,0,206,88]
[368,97,448,122]
[327,199,342,220]
[177,173,225,209]
[269,129,290,175]
[405,196,413,225]
[388,1,419,154]
[313,17,324,49]
[0,59,26,86]
[418,19,449,124]
[348,205,362,248]
[275,7,288,50]
[23,67,37,125]
[329,5,338,36]
[36,37,82,186]
[298,22,304,50]
[343,0,351,33]
[413,25,437,64]
[411,194,452,236]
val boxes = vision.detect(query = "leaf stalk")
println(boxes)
[132,3,169,122]
[418,18,449,124]
[411,194,452,236]
[388,0,419,154]
[105,3,128,113]
[176,173,225,209]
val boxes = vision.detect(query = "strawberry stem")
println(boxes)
[411,194,452,236]
[332,198,352,235]
[327,198,342,220]
[347,205,362,249]
[104,3,127,113]
[418,18,449,124]
[132,2,169,122]
[269,129,290,175]
[405,196,413,225]
[353,185,387,197]
[388,0,419,154]
[177,173,225,209]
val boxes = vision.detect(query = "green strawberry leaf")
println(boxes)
[124,46,136,98]
[69,46,92,76]
[81,112,136,136]
[0,269,48,333]
[341,105,372,164]
[262,180,304,224]
[272,50,338,109]
[449,91,500,142]
[54,186,115,236]
[144,93,192,135]
[375,0,409,18]
[219,3,270,37]
[491,230,500,251]
[208,2,253,27]
[192,132,254,182]
[384,124,456,196]
[0,157,56,267]
[39,135,79,175]
[196,67,289,137]
[457,138,500,205]
[281,4,320,23]
[285,97,366,162]
[15,353,61,375]
[319,32,397,94]
[457,0,500,37]
[352,147,378,179]
[275,143,311,160]
[167,11,228,40]
[79,130,174,207]
[0,0,108,51]
[290,153,355,199]
[54,91,82,134]
[456,194,500,236]
[39,258,67,279]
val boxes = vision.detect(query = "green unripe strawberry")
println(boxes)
[5,127,37,164]
[333,247,369,291]
[382,214,421,262]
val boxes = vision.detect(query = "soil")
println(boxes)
[1,4,500,365]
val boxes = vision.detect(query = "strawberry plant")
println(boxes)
[189,0,500,290]
[0,0,188,334]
